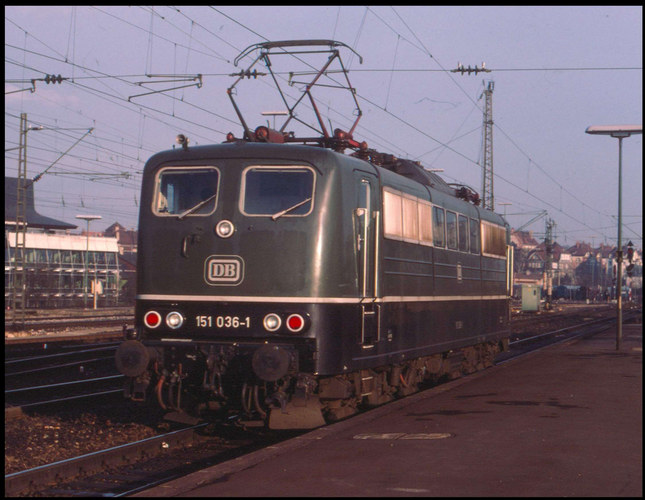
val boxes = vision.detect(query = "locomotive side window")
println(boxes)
[382,188,433,246]
[418,200,433,246]
[383,189,403,239]
[446,211,458,250]
[469,218,480,254]
[241,166,314,217]
[153,167,219,217]
[481,221,506,257]
[402,195,419,242]
[458,214,469,252]
[432,207,445,248]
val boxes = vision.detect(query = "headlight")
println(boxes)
[215,219,235,238]
[166,311,184,329]
[263,313,282,332]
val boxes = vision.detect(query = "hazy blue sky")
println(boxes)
[5,6,642,248]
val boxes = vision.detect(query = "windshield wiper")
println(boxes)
[271,197,312,221]
[177,193,217,220]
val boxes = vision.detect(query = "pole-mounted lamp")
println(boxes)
[585,124,642,350]
[75,215,102,309]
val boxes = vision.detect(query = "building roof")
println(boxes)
[595,244,616,259]
[511,230,539,249]
[567,241,593,257]
[104,222,138,248]
[5,177,77,230]
[105,222,125,234]
[532,241,567,261]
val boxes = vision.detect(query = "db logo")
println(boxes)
[204,255,244,286]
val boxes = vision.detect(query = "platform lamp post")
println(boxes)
[76,215,102,309]
[585,125,642,350]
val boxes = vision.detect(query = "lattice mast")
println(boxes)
[481,81,495,211]
[12,113,28,326]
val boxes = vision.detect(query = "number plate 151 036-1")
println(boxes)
[195,315,251,329]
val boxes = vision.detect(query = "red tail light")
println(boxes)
[286,314,305,333]
[144,311,162,329]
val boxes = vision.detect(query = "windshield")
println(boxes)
[153,167,219,217]
[241,166,314,217]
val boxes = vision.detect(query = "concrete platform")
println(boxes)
[137,324,642,497]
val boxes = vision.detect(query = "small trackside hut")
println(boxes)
[115,40,512,429]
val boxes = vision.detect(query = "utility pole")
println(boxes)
[10,114,94,321]
[451,65,494,210]
[544,218,555,310]
[481,81,495,211]
[588,236,597,299]
[12,113,28,327]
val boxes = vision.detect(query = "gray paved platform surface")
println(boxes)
[137,324,642,497]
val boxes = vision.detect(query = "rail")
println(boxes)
[4,423,207,497]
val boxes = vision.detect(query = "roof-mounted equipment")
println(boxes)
[227,40,365,152]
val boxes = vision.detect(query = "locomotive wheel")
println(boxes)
[115,340,149,377]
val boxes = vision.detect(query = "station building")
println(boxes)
[5,177,123,308]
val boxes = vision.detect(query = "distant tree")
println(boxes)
[575,257,601,290]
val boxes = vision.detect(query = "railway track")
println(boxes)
[501,308,641,362]
[6,316,132,335]
[5,420,303,497]
[5,375,124,412]
[5,423,208,496]
[5,342,123,410]
[5,307,133,334]
[6,343,120,375]
[5,307,640,496]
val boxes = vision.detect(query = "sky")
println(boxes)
[5,6,642,249]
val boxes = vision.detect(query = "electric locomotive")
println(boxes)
[115,40,512,429]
